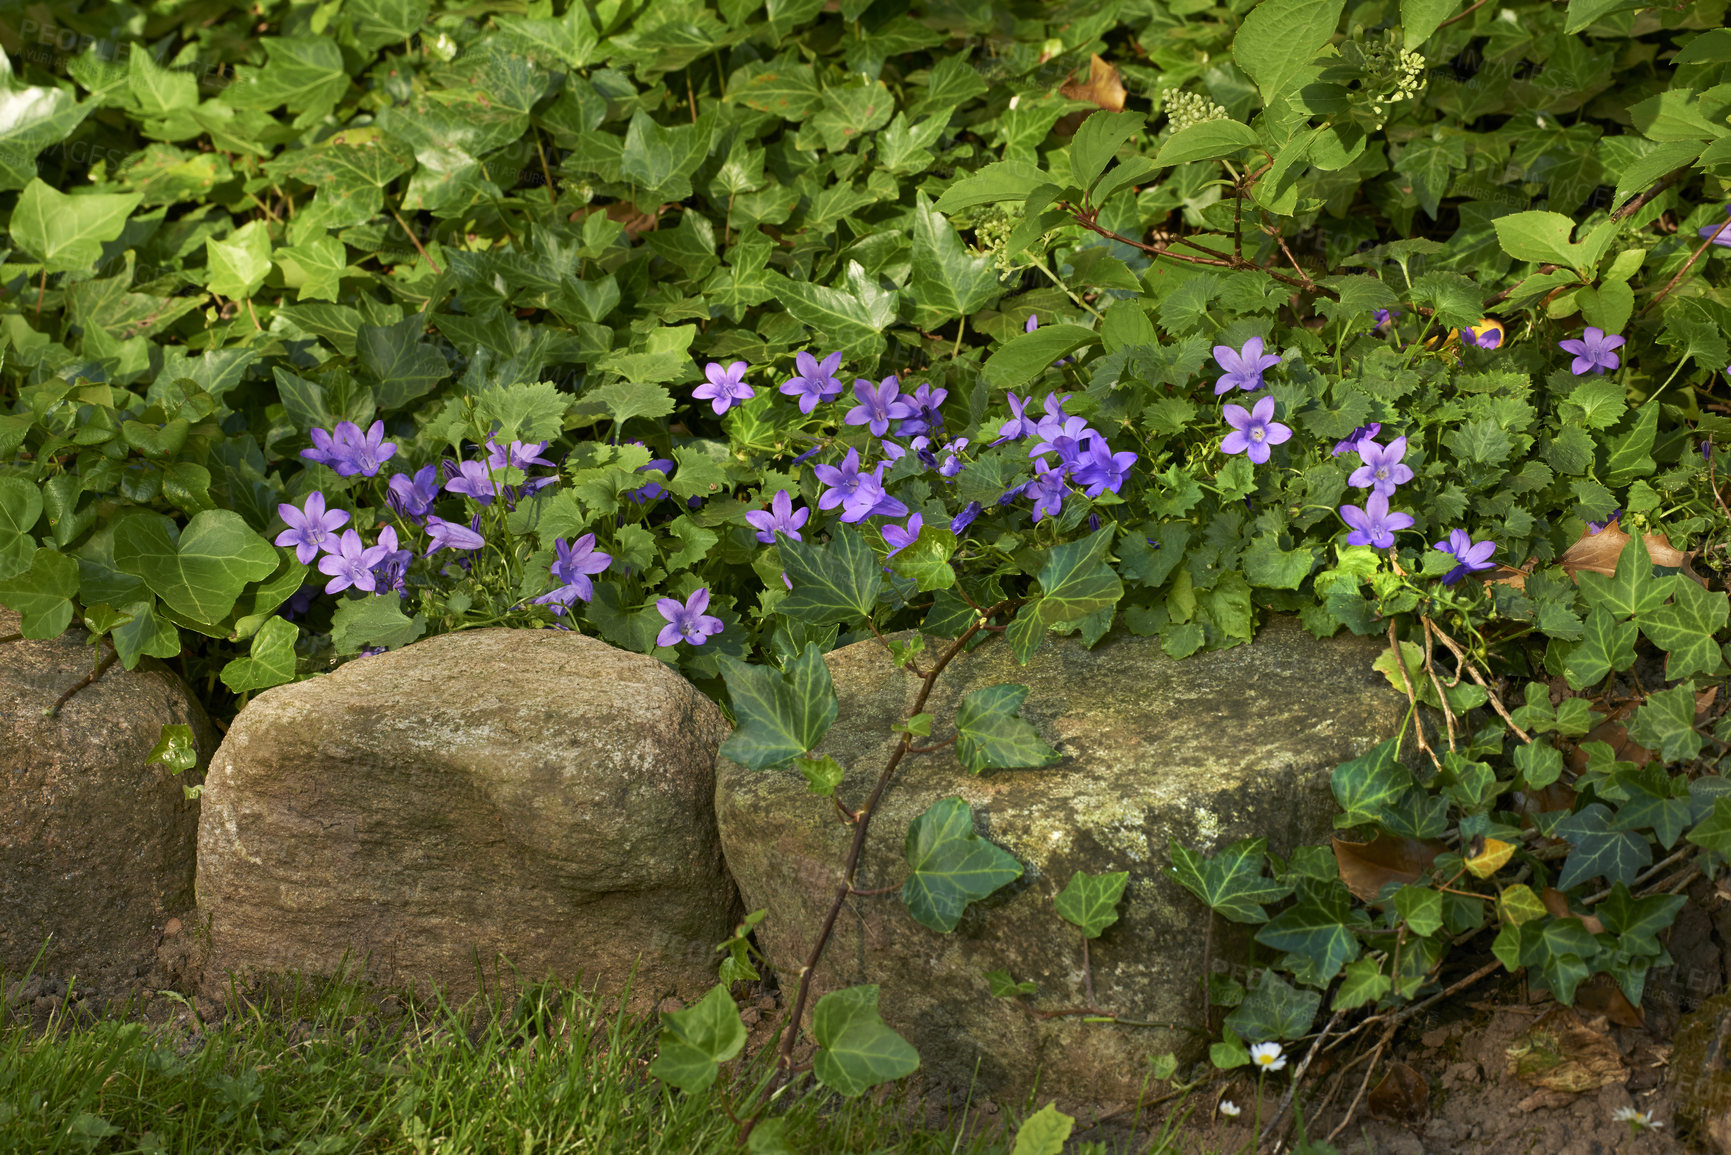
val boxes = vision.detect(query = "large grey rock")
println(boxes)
[0,608,213,995]
[716,617,1413,1103]
[197,627,741,1010]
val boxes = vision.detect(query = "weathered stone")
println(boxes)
[0,608,213,995]
[716,617,1414,1103]
[197,627,740,1010]
[1670,990,1731,1151]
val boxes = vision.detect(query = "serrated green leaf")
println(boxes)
[329,593,427,654]
[1054,870,1129,939]
[358,314,451,410]
[811,985,920,1097]
[1639,578,1729,682]
[1166,836,1293,924]
[717,645,839,770]
[648,984,746,1093]
[1070,110,1146,193]
[901,797,1024,933]
[954,683,1062,773]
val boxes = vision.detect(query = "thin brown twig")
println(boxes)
[1067,212,1337,298]
[388,205,443,274]
[1610,164,1691,223]
[1640,217,1731,318]
[1268,226,1318,293]
[1437,0,1491,27]
[1420,624,1458,753]
[49,650,117,717]
[1325,1033,1390,1144]
[1387,620,1442,774]
[1260,1010,1344,1145]
[1424,619,1530,742]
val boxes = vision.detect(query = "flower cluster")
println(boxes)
[1163,89,1230,135]
[1211,337,1291,465]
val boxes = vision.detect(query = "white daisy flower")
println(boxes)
[1219,1100,1242,1117]
[1249,1042,1287,1072]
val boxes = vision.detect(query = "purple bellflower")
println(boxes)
[303,420,398,477]
[445,459,504,505]
[387,465,441,520]
[952,501,982,535]
[881,513,924,558]
[485,437,555,472]
[1030,415,1096,474]
[1027,468,1069,523]
[1558,327,1625,376]
[693,361,753,414]
[1698,204,1731,248]
[898,383,947,437]
[425,515,485,555]
[369,526,413,594]
[532,533,611,613]
[1339,493,1415,549]
[1372,308,1400,332]
[1026,313,1040,333]
[1587,509,1621,534]
[993,393,1041,444]
[939,438,969,479]
[1031,392,1074,439]
[318,529,390,594]
[1347,436,1414,496]
[814,448,904,523]
[745,490,810,544]
[274,492,348,564]
[1212,337,1282,394]
[779,350,845,414]
[656,588,724,647]
[1220,396,1293,464]
[845,376,913,437]
[626,456,675,504]
[1073,441,1139,497]
[1434,529,1497,585]
[1332,423,1382,457]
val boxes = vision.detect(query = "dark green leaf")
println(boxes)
[901,797,1024,933]
[1166,836,1294,924]
[1054,870,1129,939]
[717,645,839,770]
[778,525,883,626]
[954,683,1061,773]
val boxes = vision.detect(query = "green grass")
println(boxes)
[0,952,1195,1155]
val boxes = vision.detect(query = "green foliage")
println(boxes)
[810,985,920,1098]
[1054,870,1130,939]
[900,797,1024,933]
[647,984,747,1093]
[953,683,1062,774]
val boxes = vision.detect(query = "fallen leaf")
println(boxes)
[1565,702,1654,774]
[1333,833,1445,903]
[1557,518,1697,583]
[1575,973,1646,1029]
[1513,782,1578,827]
[1059,55,1126,112]
[1482,563,1531,591]
[569,200,665,238]
[1539,887,1606,935]
[1368,1061,1429,1123]
[1506,1006,1628,1093]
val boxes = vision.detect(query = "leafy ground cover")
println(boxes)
[4,0,1731,1147]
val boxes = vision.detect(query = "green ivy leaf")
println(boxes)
[1638,578,1729,682]
[1332,957,1391,1011]
[204,220,274,299]
[0,476,42,580]
[647,984,746,1093]
[1627,683,1705,764]
[1331,739,1412,828]
[1054,870,1129,939]
[219,616,300,693]
[811,985,920,1097]
[1602,403,1659,488]
[901,797,1024,932]
[1233,0,1345,102]
[1033,526,1123,629]
[1687,796,1731,860]
[954,683,1061,774]
[145,723,198,774]
[1166,835,1294,924]
[778,525,883,625]
[1560,607,1637,690]
[1553,803,1652,891]
[1224,970,1320,1043]
[9,179,141,273]
[1392,884,1444,937]
[112,511,279,627]
[887,520,957,592]
[717,644,839,770]
[796,754,847,797]
[908,192,1001,328]
[0,546,79,638]
[1255,900,1360,982]
[358,314,451,410]
[985,968,1037,998]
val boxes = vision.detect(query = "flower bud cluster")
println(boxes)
[1369,51,1426,115]
[1163,89,1230,136]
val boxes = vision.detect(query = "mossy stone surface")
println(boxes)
[716,616,1413,1102]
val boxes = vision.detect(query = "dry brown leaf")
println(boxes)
[1482,563,1532,591]
[1367,1061,1429,1123]
[1333,833,1445,903]
[568,200,665,239]
[1539,887,1606,935]
[1575,973,1646,1029]
[1557,518,1696,582]
[1506,1006,1628,1093]
[1059,55,1126,112]
[1513,782,1578,827]
[1565,701,1654,773]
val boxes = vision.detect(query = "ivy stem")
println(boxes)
[48,649,118,717]
[770,602,1013,1087]
[1640,215,1731,318]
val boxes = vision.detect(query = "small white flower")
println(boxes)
[1219,1100,1242,1117]
[1612,1107,1661,1130]
[1249,1042,1287,1071]
[1008,94,1021,111]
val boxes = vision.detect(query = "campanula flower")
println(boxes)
[938,438,969,479]
[548,533,612,599]
[1697,204,1731,247]
[1339,493,1415,548]
[1073,440,1139,497]
[655,588,724,647]
[1025,313,1039,333]
[1460,319,1503,349]
[1587,509,1621,534]
[1032,392,1074,437]
[425,515,485,555]
[368,525,413,593]
[1212,337,1281,394]
[815,449,904,523]
[485,437,555,471]
[1332,423,1382,457]
[444,459,504,505]
[626,456,675,504]
[1348,436,1414,496]
[1030,416,1096,474]
[317,529,390,594]
[1434,529,1496,585]
[301,426,341,471]
[845,376,913,437]
[1558,326,1624,375]
[1372,308,1399,332]
[881,514,923,557]
[1220,396,1292,464]
[778,350,845,414]
[992,393,1041,444]
[952,502,982,535]
[304,420,398,477]
[1027,467,1068,523]
[693,361,753,414]
[744,490,809,544]
[274,491,348,563]
[387,465,441,520]
[897,383,948,437]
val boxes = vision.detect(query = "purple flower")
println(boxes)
[1372,308,1399,331]
[993,393,1041,444]
[655,588,724,647]
[274,492,348,564]
[387,465,441,520]
[779,350,845,414]
[1331,423,1382,457]
[744,490,810,545]
[693,361,753,414]
[369,525,413,593]
[881,514,923,557]
[1032,392,1074,437]
[845,376,913,437]
[1220,396,1292,464]
[485,437,555,471]
[1434,529,1497,585]
[303,420,398,477]
[444,459,504,505]
[317,529,390,594]
[1347,437,1414,496]
[1697,204,1731,248]
[952,502,982,535]
[1588,509,1621,534]
[1558,327,1625,376]
[425,515,485,555]
[1027,467,1069,523]
[1339,493,1415,549]
[938,438,970,479]
[548,533,611,600]
[1460,321,1503,350]
[814,448,874,521]
[1073,440,1138,497]
[626,457,675,504]
[300,426,341,471]
[898,383,948,437]
[1212,337,1281,395]
[1025,313,1040,334]
[1029,416,1096,474]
